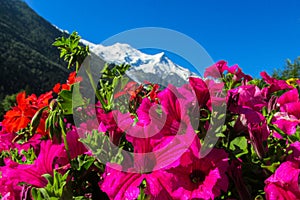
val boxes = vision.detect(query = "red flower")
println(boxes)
[114,81,139,99]
[2,91,52,135]
[53,71,82,93]
[52,83,61,93]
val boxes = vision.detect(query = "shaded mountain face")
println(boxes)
[0,0,69,99]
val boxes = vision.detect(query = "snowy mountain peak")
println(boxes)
[80,40,197,86]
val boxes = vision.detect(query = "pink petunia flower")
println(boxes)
[281,102,300,120]
[100,85,200,199]
[287,141,300,162]
[265,141,300,199]
[67,127,88,159]
[264,161,300,200]
[0,140,68,198]
[100,125,194,199]
[101,163,173,200]
[0,123,16,152]
[96,106,133,146]
[204,60,252,83]
[0,159,23,200]
[272,112,299,138]
[248,123,269,159]
[227,85,267,112]
[260,72,293,98]
[277,88,299,107]
[271,88,300,138]
[166,147,229,200]
[101,124,199,199]
[204,60,228,78]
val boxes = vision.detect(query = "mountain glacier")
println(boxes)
[81,40,198,87]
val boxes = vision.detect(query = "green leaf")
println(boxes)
[137,179,147,200]
[30,106,48,135]
[72,82,85,108]
[32,170,71,200]
[72,154,96,171]
[261,161,280,173]
[58,89,73,115]
[1,147,36,164]
[269,124,287,139]
[53,31,89,72]
[229,136,249,158]
[80,130,125,164]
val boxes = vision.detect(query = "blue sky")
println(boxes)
[24,0,300,77]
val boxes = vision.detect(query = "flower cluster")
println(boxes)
[0,59,299,200]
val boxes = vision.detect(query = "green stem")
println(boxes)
[62,129,72,163]
[85,63,103,104]
[59,116,72,163]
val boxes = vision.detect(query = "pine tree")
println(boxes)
[273,57,300,79]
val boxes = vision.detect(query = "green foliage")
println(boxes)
[29,154,106,200]
[55,83,85,116]
[52,31,131,112]
[31,170,72,200]
[53,32,89,72]
[30,106,48,135]
[45,99,66,143]
[45,83,83,141]
[98,63,131,111]
[0,92,18,120]
[229,136,248,158]
[80,130,125,164]
[69,154,106,199]
[137,179,148,200]
[273,57,300,79]
[1,147,37,165]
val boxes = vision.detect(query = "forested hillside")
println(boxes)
[0,0,69,100]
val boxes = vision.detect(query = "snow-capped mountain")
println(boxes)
[81,40,197,87]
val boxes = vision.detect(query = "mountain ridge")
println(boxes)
[81,40,197,87]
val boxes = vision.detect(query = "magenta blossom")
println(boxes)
[67,127,88,159]
[204,60,252,83]
[100,132,197,199]
[166,148,229,200]
[0,140,68,198]
[264,161,300,200]
[260,72,293,97]
[100,88,200,198]
[97,106,133,146]
[189,77,210,108]
[287,141,300,162]
[227,85,266,112]
[0,159,23,200]
[277,88,299,106]
[271,88,300,138]
[100,125,194,199]
[272,112,299,138]
[204,60,228,78]
[189,76,225,111]
[265,141,300,199]
[0,128,16,152]
[101,125,199,199]
[125,84,199,171]
[101,163,173,200]
[277,88,300,119]
[248,122,269,159]
[281,102,300,120]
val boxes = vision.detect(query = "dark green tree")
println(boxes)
[273,57,300,79]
